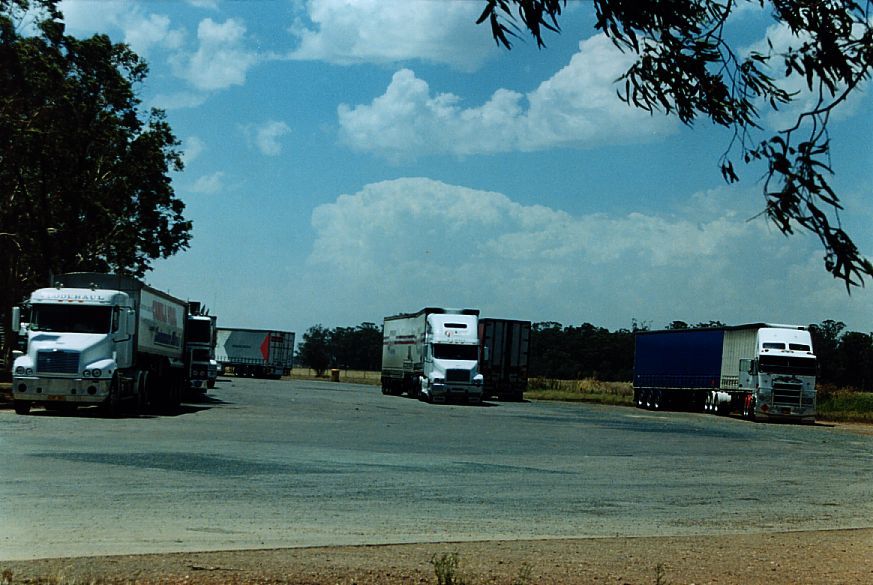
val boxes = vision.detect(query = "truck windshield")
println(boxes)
[187,319,212,343]
[759,355,817,376]
[30,304,112,334]
[433,343,478,361]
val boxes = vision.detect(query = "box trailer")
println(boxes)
[479,318,530,401]
[382,307,483,403]
[215,327,294,379]
[633,323,817,422]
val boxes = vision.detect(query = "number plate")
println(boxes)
[46,395,66,401]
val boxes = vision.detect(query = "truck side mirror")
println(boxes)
[749,360,758,375]
[11,306,20,331]
[114,308,135,341]
[483,346,490,361]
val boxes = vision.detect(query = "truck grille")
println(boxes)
[445,369,471,383]
[36,350,80,374]
[773,383,802,407]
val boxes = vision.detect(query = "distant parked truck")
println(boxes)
[633,323,817,422]
[382,307,484,403]
[215,327,294,379]
[479,318,531,401]
[11,272,189,415]
[186,303,216,393]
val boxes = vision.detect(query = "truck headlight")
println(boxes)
[15,366,24,375]
[92,368,102,378]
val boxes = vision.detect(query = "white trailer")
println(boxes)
[215,327,294,379]
[381,307,483,403]
[11,272,188,415]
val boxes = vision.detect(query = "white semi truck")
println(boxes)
[11,272,188,415]
[381,307,484,403]
[215,327,295,379]
[633,323,817,422]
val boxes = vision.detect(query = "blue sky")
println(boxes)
[58,0,873,336]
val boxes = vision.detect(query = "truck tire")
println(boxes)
[14,401,31,415]
[135,370,151,413]
[101,374,123,417]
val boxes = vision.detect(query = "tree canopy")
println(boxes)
[0,0,191,362]
[297,324,333,377]
[478,0,873,289]
[297,323,382,377]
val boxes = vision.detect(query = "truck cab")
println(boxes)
[739,327,817,421]
[419,313,484,403]
[185,313,214,393]
[12,287,135,414]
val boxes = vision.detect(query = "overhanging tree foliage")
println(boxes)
[0,0,192,363]
[478,0,873,289]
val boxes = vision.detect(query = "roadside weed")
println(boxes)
[431,552,472,585]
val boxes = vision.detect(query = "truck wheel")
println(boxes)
[14,401,31,415]
[135,371,151,413]
[101,375,123,417]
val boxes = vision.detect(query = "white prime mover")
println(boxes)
[634,323,817,421]
[381,307,484,403]
[11,272,188,415]
[215,327,295,379]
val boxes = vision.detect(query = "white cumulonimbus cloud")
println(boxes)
[170,17,259,92]
[305,177,866,329]
[287,0,493,71]
[59,1,185,56]
[338,35,677,159]
[182,136,206,166]
[244,121,292,156]
[190,171,225,194]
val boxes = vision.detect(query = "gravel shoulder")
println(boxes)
[3,529,873,584]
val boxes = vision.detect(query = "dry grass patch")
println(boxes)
[290,369,381,386]
[526,377,634,406]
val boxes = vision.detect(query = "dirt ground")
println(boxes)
[2,529,872,585]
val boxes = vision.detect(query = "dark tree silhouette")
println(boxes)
[0,0,192,363]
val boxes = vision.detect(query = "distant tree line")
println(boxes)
[297,322,381,377]
[809,320,873,392]
[296,319,873,391]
